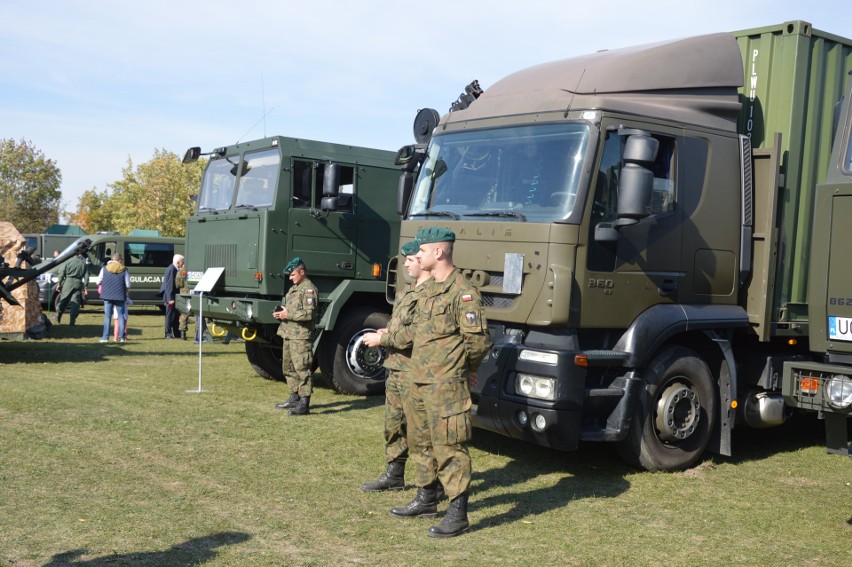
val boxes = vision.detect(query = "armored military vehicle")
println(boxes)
[180,137,399,395]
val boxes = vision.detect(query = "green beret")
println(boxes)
[400,240,420,256]
[416,227,455,244]
[283,256,304,274]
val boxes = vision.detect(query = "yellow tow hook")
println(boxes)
[242,327,258,341]
[210,323,227,337]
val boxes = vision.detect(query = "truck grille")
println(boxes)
[205,244,237,275]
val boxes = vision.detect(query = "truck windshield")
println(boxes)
[234,149,280,209]
[409,123,590,223]
[197,157,238,212]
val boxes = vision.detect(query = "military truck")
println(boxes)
[179,137,400,395]
[394,21,852,470]
[781,70,852,457]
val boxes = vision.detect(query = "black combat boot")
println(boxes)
[288,396,310,416]
[275,392,300,410]
[390,482,439,518]
[361,460,405,492]
[428,492,469,538]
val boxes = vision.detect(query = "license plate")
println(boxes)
[828,316,852,341]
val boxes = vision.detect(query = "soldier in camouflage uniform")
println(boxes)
[391,227,491,538]
[360,240,432,492]
[54,252,88,325]
[273,257,318,416]
[176,266,191,340]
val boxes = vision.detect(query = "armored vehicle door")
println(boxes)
[581,126,683,328]
[287,159,357,279]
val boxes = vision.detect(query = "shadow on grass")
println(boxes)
[713,410,838,466]
[310,394,385,413]
[468,429,631,530]
[42,531,250,567]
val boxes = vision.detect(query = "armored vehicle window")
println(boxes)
[198,157,237,211]
[292,160,315,208]
[292,160,356,211]
[234,149,279,209]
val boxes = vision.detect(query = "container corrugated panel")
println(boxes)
[734,20,852,321]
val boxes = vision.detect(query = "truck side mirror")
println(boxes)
[182,147,201,164]
[322,163,340,211]
[616,134,658,222]
[397,172,414,216]
[594,132,659,243]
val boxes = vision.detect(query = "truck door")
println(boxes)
[582,127,683,328]
[287,159,357,279]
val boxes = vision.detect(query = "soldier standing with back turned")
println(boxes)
[391,227,491,538]
[273,257,318,416]
[54,252,88,326]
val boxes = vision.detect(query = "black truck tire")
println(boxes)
[320,307,389,396]
[245,340,285,381]
[617,346,718,472]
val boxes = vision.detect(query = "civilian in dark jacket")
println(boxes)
[159,254,184,339]
[98,253,131,343]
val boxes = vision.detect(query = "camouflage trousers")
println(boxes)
[383,369,411,463]
[403,378,472,500]
[282,338,313,397]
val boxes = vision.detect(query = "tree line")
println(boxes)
[0,138,207,236]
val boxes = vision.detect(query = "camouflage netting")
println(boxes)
[0,221,48,339]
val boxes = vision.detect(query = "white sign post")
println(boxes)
[187,267,225,394]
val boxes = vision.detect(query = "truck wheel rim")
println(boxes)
[345,330,386,378]
[654,381,700,442]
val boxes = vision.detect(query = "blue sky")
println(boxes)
[1,1,849,216]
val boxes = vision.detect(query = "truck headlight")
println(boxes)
[826,374,852,409]
[515,374,556,401]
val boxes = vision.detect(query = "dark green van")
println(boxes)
[39,233,185,308]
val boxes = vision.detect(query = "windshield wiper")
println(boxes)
[234,204,258,211]
[410,210,460,220]
[196,207,220,214]
[464,211,527,221]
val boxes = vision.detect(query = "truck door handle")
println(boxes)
[337,262,353,270]
[658,278,677,296]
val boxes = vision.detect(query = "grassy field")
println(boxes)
[1,309,850,566]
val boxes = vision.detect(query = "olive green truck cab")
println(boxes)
[179,137,400,395]
[396,21,852,470]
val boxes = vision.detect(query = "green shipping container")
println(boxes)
[733,20,852,323]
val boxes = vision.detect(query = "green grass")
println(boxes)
[1,310,850,566]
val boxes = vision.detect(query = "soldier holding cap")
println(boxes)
[273,256,318,416]
[360,240,433,492]
[391,227,491,538]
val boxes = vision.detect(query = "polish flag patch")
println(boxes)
[462,294,473,302]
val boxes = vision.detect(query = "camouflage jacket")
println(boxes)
[175,270,189,294]
[276,277,318,340]
[411,269,491,384]
[380,280,429,372]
